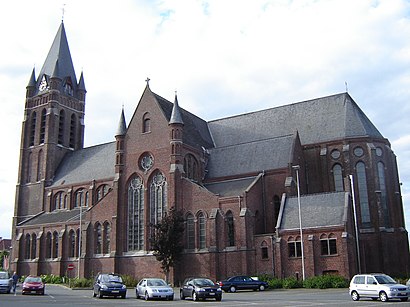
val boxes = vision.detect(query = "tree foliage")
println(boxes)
[149,207,185,280]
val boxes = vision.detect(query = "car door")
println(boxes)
[137,279,146,296]
[243,276,257,290]
[93,275,101,295]
[181,279,193,297]
[365,276,379,298]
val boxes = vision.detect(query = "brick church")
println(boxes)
[11,22,410,283]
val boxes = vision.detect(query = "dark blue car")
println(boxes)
[218,275,268,293]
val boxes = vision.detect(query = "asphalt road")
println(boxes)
[1,285,409,307]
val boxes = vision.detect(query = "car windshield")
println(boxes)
[0,272,9,279]
[25,277,41,283]
[147,279,167,287]
[102,275,123,283]
[193,278,215,287]
[375,275,397,284]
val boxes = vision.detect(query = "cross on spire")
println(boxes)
[145,77,150,86]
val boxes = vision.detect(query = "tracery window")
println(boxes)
[184,154,199,181]
[69,114,76,148]
[69,230,76,258]
[52,231,59,258]
[54,192,64,210]
[150,171,167,225]
[320,233,337,256]
[332,164,344,192]
[29,112,37,146]
[25,234,31,260]
[75,189,87,208]
[226,211,235,247]
[31,233,37,259]
[128,176,144,251]
[198,212,206,249]
[186,213,195,250]
[103,222,111,254]
[96,184,109,202]
[37,150,43,181]
[46,232,52,258]
[356,162,370,224]
[377,162,390,227]
[95,222,102,254]
[58,110,65,145]
[39,108,46,144]
[288,236,302,258]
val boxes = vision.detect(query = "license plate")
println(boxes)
[111,290,119,293]
[209,292,215,295]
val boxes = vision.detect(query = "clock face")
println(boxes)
[39,76,48,91]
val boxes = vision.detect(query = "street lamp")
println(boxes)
[292,165,305,281]
[77,190,83,279]
[349,175,361,273]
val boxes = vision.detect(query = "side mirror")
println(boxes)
[373,282,377,285]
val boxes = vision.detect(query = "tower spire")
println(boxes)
[169,92,184,125]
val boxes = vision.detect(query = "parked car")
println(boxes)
[218,275,268,292]
[92,273,126,299]
[180,277,222,301]
[22,276,45,295]
[136,278,174,300]
[0,271,12,294]
[349,273,410,302]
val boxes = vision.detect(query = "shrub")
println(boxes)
[303,275,348,289]
[283,277,302,289]
[40,274,63,284]
[258,274,283,289]
[121,274,138,287]
[70,277,93,288]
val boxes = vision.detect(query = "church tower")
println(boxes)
[14,22,86,221]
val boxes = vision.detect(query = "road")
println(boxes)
[0,285,409,307]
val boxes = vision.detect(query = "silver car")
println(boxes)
[0,271,12,294]
[349,273,410,302]
[136,278,174,300]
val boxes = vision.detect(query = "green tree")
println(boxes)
[149,207,184,282]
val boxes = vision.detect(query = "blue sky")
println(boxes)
[0,0,410,239]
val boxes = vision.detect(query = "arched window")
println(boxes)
[69,113,76,148]
[69,230,75,258]
[261,241,269,259]
[356,162,370,224]
[39,108,46,144]
[288,236,302,258]
[46,232,52,258]
[150,171,167,225]
[143,113,151,133]
[128,176,144,251]
[58,110,65,145]
[52,231,59,258]
[186,213,195,250]
[75,189,86,208]
[320,233,337,255]
[27,152,32,183]
[377,162,390,227]
[29,112,37,146]
[198,212,206,249]
[31,233,37,259]
[95,222,102,254]
[54,192,64,210]
[96,184,109,202]
[332,164,344,192]
[103,222,111,254]
[226,211,235,247]
[184,154,199,181]
[37,150,43,181]
[25,234,31,259]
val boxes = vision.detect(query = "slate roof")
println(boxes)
[50,142,116,187]
[278,192,348,230]
[204,176,258,197]
[154,93,214,149]
[19,208,84,226]
[206,134,295,178]
[207,93,383,148]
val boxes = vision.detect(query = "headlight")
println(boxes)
[122,285,127,289]
[198,288,206,292]
[391,288,398,292]
[152,289,158,292]
[217,288,222,291]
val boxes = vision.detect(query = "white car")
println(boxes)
[349,273,410,302]
[136,278,174,300]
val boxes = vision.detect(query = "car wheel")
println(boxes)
[145,291,150,301]
[180,290,185,300]
[400,298,409,302]
[98,290,103,299]
[216,295,222,301]
[229,286,236,293]
[193,291,199,301]
[259,284,265,291]
[350,290,359,301]
[379,291,388,302]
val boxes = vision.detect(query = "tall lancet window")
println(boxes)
[356,162,370,224]
[150,171,167,226]
[39,108,46,144]
[128,176,144,251]
[377,162,390,227]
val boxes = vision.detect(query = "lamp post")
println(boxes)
[292,165,305,281]
[349,175,361,273]
[77,191,83,279]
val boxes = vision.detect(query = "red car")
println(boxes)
[22,276,45,295]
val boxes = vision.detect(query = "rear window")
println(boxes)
[353,276,365,284]
[0,272,9,279]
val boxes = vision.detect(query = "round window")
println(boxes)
[331,149,341,159]
[140,154,154,172]
[376,147,383,157]
[354,147,364,157]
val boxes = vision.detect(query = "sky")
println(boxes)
[0,0,410,239]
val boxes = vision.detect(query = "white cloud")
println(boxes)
[1,0,410,237]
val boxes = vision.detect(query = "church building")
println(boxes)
[11,22,410,283]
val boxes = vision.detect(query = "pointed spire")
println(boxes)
[27,68,36,87]
[169,92,184,125]
[38,22,77,90]
[115,107,127,136]
[78,71,86,92]
[51,60,60,79]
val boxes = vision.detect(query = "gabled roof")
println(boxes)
[50,142,116,187]
[278,192,349,230]
[18,207,84,226]
[37,22,78,93]
[208,93,383,148]
[206,134,296,178]
[204,176,258,197]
